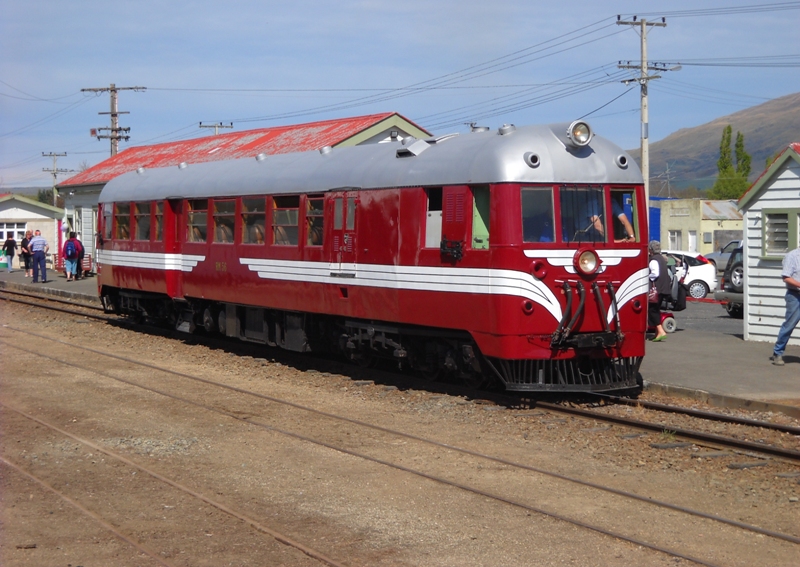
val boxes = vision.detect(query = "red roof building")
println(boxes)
[61,112,430,189]
[58,112,431,259]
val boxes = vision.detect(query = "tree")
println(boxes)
[708,125,751,200]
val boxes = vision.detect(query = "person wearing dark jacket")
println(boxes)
[648,240,671,342]
[2,234,17,273]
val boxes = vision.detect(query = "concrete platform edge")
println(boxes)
[643,380,800,419]
[0,279,101,306]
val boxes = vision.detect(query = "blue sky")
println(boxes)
[1,1,798,187]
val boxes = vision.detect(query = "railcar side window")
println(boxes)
[306,195,324,246]
[273,196,299,245]
[114,203,130,240]
[102,206,112,241]
[134,203,151,241]
[241,197,266,244]
[559,186,606,243]
[610,190,637,242]
[213,200,235,244]
[472,186,490,250]
[154,202,164,242]
[521,188,554,243]
[425,187,443,248]
[187,199,208,243]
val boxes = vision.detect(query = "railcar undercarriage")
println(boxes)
[101,287,640,393]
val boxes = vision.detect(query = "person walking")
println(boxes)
[770,245,800,366]
[62,231,83,282]
[20,230,33,277]
[29,229,49,283]
[648,240,671,342]
[3,233,17,273]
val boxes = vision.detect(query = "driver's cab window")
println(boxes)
[560,186,606,243]
[610,189,637,242]
[521,187,554,243]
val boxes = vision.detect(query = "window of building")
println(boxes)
[521,187,554,243]
[213,199,235,243]
[0,223,26,240]
[763,209,800,258]
[306,195,324,246]
[134,203,151,241]
[187,199,208,243]
[154,202,164,242]
[272,196,299,245]
[115,203,131,240]
[241,197,266,244]
[668,230,682,250]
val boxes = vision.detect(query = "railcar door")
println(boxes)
[165,199,183,298]
[330,192,358,277]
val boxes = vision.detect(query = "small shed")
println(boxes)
[738,143,800,346]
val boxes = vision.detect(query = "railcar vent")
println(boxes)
[487,356,641,392]
[396,138,430,158]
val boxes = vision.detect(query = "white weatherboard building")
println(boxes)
[738,143,800,347]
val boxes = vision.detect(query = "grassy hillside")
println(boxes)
[629,92,800,191]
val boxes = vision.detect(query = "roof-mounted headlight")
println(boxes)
[566,120,593,148]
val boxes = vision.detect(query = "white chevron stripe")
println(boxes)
[98,250,205,272]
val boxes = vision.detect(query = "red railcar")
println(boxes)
[97,121,649,392]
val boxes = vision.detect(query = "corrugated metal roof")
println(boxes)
[61,112,426,188]
[702,200,743,220]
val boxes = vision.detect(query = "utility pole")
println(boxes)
[199,122,233,135]
[616,16,676,205]
[82,83,146,156]
[42,152,74,207]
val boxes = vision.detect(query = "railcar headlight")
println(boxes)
[566,120,593,147]
[574,249,600,275]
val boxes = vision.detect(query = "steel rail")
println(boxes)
[535,400,800,461]
[5,328,800,551]
[0,352,728,567]
[1,403,350,567]
[0,456,180,567]
[590,393,800,435]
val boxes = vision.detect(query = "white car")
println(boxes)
[660,250,718,299]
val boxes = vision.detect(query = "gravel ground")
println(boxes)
[1,301,799,567]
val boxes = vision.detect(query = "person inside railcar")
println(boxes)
[610,191,636,242]
[521,187,555,243]
[560,188,606,242]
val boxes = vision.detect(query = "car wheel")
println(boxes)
[662,316,677,333]
[725,302,743,319]
[730,262,743,293]
[688,280,709,299]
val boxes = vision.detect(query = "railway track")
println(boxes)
[2,318,799,566]
[3,288,798,463]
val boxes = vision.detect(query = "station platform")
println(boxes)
[1,267,798,417]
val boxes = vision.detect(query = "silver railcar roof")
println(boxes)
[99,122,642,204]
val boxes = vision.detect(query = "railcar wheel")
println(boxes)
[202,307,216,333]
[217,310,227,336]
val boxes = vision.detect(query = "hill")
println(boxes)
[629,92,800,192]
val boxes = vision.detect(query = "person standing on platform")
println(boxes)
[20,230,33,277]
[770,245,800,366]
[62,231,83,282]
[648,240,671,342]
[29,229,49,283]
[3,233,17,273]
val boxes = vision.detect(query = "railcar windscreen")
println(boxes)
[521,187,555,243]
[559,186,607,243]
